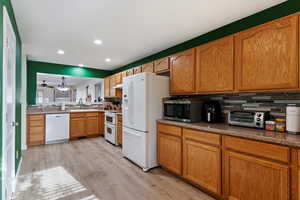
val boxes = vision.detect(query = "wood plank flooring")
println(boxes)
[13,137,215,200]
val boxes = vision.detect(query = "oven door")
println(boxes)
[105,112,116,125]
[105,123,116,144]
[163,103,191,121]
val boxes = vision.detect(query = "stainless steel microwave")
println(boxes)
[163,99,203,123]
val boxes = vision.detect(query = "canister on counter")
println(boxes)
[265,120,276,131]
[275,118,286,132]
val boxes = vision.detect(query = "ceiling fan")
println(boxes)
[39,80,54,88]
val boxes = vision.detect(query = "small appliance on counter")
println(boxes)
[163,98,203,123]
[228,111,269,129]
[286,105,300,134]
[201,101,222,123]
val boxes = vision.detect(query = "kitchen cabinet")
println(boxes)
[86,113,99,136]
[133,66,142,74]
[117,114,122,146]
[126,69,134,76]
[154,57,170,74]
[170,49,196,95]
[27,114,45,146]
[115,73,122,85]
[223,136,290,200]
[196,36,234,93]
[183,129,221,195]
[121,71,127,79]
[235,15,298,91]
[157,123,182,175]
[70,112,100,139]
[109,75,117,97]
[98,112,104,136]
[224,151,289,200]
[104,77,110,97]
[142,62,154,73]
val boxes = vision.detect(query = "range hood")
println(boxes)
[113,84,123,89]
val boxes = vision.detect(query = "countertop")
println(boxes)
[27,109,105,115]
[157,119,300,148]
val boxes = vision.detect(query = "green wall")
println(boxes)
[113,0,300,73]
[0,0,22,199]
[27,61,112,105]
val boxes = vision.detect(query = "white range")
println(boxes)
[122,72,169,171]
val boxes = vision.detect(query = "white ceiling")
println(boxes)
[12,0,286,70]
[37,73,103,87]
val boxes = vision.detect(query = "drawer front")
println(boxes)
[71,113,86,118]
[29,119,44,127]
[29,114,44,121]
[28,126,45,144]
[223,136,290,163]
[157,123,182,137]
[183,128,220,146]
[86,112,99,117]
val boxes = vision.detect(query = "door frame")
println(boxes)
[2,6,16,200]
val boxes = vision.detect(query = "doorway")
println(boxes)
[3,6,17,200]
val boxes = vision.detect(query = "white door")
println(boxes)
[123,74,147,132]
[3,6,16,200]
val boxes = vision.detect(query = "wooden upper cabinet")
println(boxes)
[115,73,122,85]
[133,66,142,74]
[104,77,110,97]
[121,71,127,79]
[126,69,134,76]
[170,49,196,94]
[196,36,234,93]
[109,75,116,97]
[224,151,289,200]
[235,15,299,91]
[142,62,154,73]
[154,57,170,73]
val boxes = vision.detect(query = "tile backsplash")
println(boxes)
[187,92,300,118]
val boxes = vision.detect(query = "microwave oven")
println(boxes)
[163,99,203,123]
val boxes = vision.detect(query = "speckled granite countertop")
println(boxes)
[27,109,105,115]
[157,119,300,148]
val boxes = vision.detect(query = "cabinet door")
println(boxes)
[235,15,298,91]
[109,75,116,97]
[115,73,122,85]
[98,112,104,136]
[104,77,110,97]
[122,71,127,79]
[154,57,170,73]
[133,66,142,74]
[158,132,182,175]
[142,62,154,73]
[196,36,234,93]
[126,69,134,76]
[170,49,196,94]
[183,133,221,194]
[27,115,45,146]
[86,116,99,136]
[70,117,86,138]
[224,151,289,200]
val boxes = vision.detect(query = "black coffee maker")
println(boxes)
[201,101,222,123]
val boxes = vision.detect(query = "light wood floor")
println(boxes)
[13,137,215,200]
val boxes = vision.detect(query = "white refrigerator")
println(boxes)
[122,72,169,171]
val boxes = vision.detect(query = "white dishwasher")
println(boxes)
[46,114,70,144]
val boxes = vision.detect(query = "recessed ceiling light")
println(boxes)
[57,49,65,55]
[78,64,84,67]
[105,58,111,62]
[94,39,103,45]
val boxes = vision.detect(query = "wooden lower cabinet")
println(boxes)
[70,112,101,139]
[158,132,182,175]
[183,129,221,195]
[70,116,86,138]
[224,150,289,200]
[98,112,105,136]
[27,114,45,146]
[117,114,123,146]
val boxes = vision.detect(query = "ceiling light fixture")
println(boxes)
[57,49,65,55]
[105,58,111,62]
[78,64,84,67]
[94,39,103,45]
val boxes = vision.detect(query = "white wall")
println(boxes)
[21,45,27,150]
[75,79,103,103]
